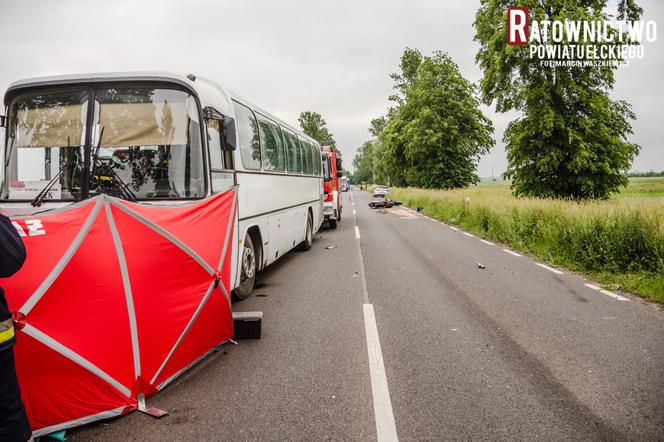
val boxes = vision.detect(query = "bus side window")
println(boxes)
[207,119,233,193]
[258,116,285,172]
[207,119,223,170]
[283,128,302,174]
[233,101,261,170]
[310,142,321,176]
[299,137,313,175]
[294,135,304,174]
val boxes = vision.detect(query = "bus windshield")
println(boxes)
[1,86,205,201]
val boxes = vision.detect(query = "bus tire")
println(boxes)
[233,233,256,300]
[297,212,313,251]
[328,216,337,229]
[336,208,341,221]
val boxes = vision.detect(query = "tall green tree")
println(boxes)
[351,117,393,184]
[381,49,495,188]
[352,140,375,183]
[298,111,338,154]
[475,0,642,199]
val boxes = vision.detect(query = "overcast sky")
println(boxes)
[0,0,662,176]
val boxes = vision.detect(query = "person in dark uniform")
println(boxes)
[0,213,31,442]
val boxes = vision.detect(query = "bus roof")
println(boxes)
[4,71,319,147]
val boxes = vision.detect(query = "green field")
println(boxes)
[382,178,664,303]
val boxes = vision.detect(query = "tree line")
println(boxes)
[353,0,644,200]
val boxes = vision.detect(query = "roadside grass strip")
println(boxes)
[536,263,565,275]
[584,283,630,301]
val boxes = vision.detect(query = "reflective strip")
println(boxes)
[31,406,125,438]
[105,199,141,379]
[0,323,15,344]
[22,324,131,398]
[109,199,214,275]
[157,339,232,391]
[150,280,216,385]
[151,189,236,385]
[217,188,238,272]
[21,199,103,314]
[0,317,12,332]
[216,188,237,309]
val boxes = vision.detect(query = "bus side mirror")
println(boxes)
[336,158,342,170]
[336,171,342,178]
[222,116,236,152]
[204,107,236,152]
[0,116,5,128]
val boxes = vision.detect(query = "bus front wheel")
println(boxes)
[233,233,256,300]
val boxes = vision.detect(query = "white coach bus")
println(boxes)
[0,72,324,299]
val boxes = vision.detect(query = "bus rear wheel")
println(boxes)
[297,212,313,251]
[233,233,256,300]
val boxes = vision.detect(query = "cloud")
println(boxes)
[1,0,661,175]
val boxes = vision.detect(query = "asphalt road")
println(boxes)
[71,188,664,441]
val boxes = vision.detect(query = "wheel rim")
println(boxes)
[242,246,255,279]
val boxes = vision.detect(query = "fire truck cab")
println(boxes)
[321,146,342,229]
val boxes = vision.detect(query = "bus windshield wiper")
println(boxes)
[31,163,74,207]
[104,165,137,202]
[89,127,136,202]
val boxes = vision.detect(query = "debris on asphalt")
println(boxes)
[475,262,486,269]
[368,195,402,209]
[325,245,338,250]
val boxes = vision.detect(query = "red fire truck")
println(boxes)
[321,146,342,228]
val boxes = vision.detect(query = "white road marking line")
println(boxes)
[584,283,629,301]
[364,304,399,442]
[354,195,398,440]
[536,263,564,275]
[462,232,475,238]
[502,249,522,257]
[450,227,459,231]
[353,209,357,215]
[480,239,494,246]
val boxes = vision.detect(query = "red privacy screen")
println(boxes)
[2,189,237,437]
